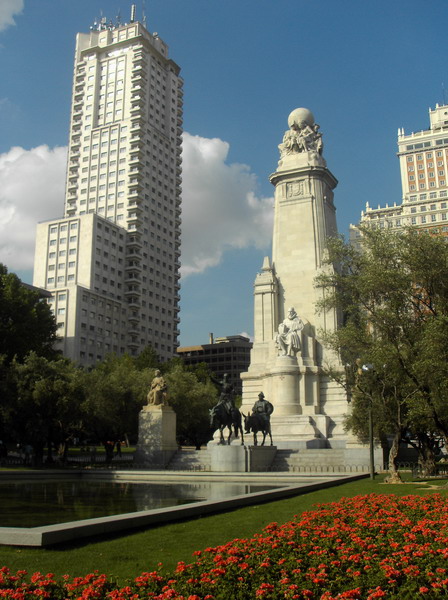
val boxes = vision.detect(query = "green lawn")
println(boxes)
[1,474,446,584]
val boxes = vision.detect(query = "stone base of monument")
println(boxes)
[209,429,245,445]
[270,414,330,449]
[344,446,384,470]
[247,445,277,471]
[134,405,177,467]
[208,444,277,472]
[208,444,247,472]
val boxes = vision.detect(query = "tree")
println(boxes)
[134,351,219,447]
[81,354,151,460]
[132,345,161,370]
[0,264,58,364]
[165,363,218,448]
[8,353,84,465]
[316,227,448,477]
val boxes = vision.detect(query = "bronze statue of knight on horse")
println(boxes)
[209,374,244,445]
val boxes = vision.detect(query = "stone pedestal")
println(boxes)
[270,414,329,449]
[209,444,248,472]
[135,405,177,467]
[271,356,300,415]
[208,444,278,472]
[247,445,277,471]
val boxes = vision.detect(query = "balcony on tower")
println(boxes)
[131,66,147,83]
[67,180,78,193]
[125,260,142,273]
[124,270,142,284]
[126,295,141,309]
[128,310,139,324]
[74,84,84,98]
[126,234,143,250]
[130,97,144,114]
[128,176,142,189]
[127,337,139,351]
[130,139,144,152]
[129,153,144,168]
[130,119,143,132]
[127,324,140,337]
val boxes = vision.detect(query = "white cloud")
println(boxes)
[0,133,273,279]
[0,0,23,32]
[0,145,67,270]
[181,132,273,277]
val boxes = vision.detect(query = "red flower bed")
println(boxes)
[1,494,448,599]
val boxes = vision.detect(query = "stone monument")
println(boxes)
[241,108,350,450]
[135,370,178,467]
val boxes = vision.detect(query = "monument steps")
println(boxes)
[167,447,211,471]
[269,448,360,473]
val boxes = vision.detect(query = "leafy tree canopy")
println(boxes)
[165,363,217,448]
[0,264,58,364]
[316,227,448,475]
[8,352,84,464]
[81,353,151,446]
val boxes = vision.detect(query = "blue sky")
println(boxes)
[1,0,448,347]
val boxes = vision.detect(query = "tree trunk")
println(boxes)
[46,433,54,464]
[419,443,437,477]
[60,440,69,464]
[33,443,44,467]
[380,434,389,470]
[384,429,403,483]
[104,441,114,464]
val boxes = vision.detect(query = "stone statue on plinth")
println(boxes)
[275,307,304,357]
[145,369,168,408]
[136,369,177,466]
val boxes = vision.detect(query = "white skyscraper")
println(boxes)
[33,10,182,365]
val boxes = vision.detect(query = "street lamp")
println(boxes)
[361,364,375,480]
[355,361,376,480]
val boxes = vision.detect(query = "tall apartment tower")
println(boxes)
[350,103,448,243]
[33,11,183,366]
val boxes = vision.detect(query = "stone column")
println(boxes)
[270,356,301,415]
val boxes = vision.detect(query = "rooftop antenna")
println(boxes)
[116,9,122,27]
[130,4,136,23]
[100,10,107,30]
[142,0,147,27]
[443,83,448,106]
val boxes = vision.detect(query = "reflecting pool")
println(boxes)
[1,480,283,527]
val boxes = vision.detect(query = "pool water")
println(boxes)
[1,480,281,527]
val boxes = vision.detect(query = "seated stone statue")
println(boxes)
[275,307,304,357]
[147,369,168,406]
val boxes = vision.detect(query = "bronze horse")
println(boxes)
[243,413,273,446]
[210,403,244,445]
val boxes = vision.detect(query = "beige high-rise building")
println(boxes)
[33,11,182,366]
[350,103,448,245]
